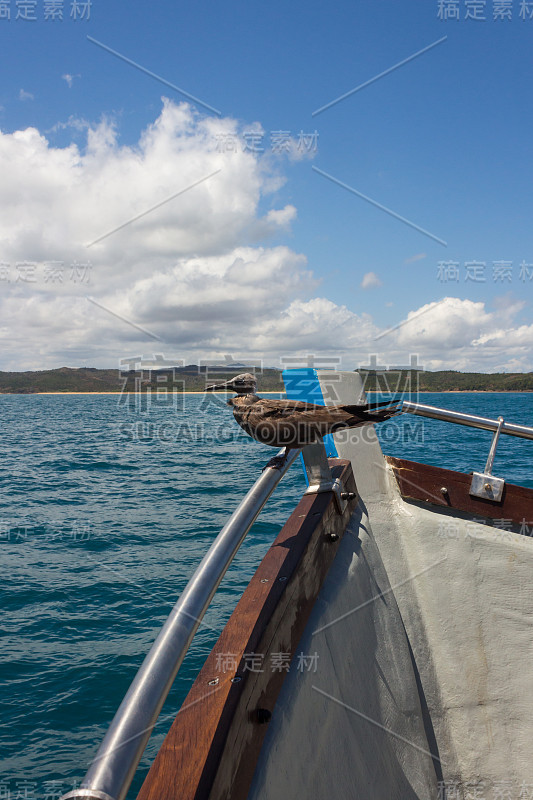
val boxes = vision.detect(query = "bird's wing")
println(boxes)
[252,400,399,425]
[254,397,399,415]
[252,398,329,415]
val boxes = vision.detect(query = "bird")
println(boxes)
[206,372,401,461]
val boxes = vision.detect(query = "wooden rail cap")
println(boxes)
[137,459,357,800]
[387,456,533,529]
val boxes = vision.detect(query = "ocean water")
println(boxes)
[1,391,532,799]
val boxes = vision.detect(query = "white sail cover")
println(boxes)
[248,372,533,800]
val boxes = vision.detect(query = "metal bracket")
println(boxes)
[302,442,336,494]
[302,442,357,513]
[469,416,505,502]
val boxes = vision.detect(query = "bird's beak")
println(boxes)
[206,380,232,392]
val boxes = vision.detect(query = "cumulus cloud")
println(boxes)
[0,100,322,368]
[0,100,531,373]
[381,297,533,372]
[360,272,383,290]
[19,89,34,101]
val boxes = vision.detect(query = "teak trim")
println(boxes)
[137,459,357,800]
[387,456,533,528]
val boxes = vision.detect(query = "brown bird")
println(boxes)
[206,373,401,453]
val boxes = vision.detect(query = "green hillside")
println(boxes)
[0,366,286,393]
[0,367,532,394]
[358,369,533,393]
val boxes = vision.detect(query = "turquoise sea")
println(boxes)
[1,391,532,799]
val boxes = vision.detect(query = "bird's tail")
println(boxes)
[360,404,402,424]
[340,399,403,426]
[342,398,402,415]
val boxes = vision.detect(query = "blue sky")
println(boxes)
[1,0,532,371]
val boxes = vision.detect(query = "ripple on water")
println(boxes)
[1,392,532,796]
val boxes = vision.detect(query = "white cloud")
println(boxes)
[0,101,531,374]
[248,298,378,354]
[0,100,317,368]
[263,205,297,228]
[47,115,91,135]
[360,271,383,289]
[381,297,533,372]
[62,74,80,89]
[404,252,427,265]
[19,89,34,101]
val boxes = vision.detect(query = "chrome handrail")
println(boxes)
[402,401,533,441]
[60,447,301,800]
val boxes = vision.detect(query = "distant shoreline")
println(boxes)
[6,391,288,396]
[0,389,531,396]
[2,367,532,394]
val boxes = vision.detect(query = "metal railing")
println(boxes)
[60,447,301,800]
[402,401,533,441]
[57,400,533,800]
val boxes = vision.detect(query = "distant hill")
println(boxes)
[358,369,533,393]
[0,366,286,394]
[0,366,532,394]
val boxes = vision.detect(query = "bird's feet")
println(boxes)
[264,448,289,471]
